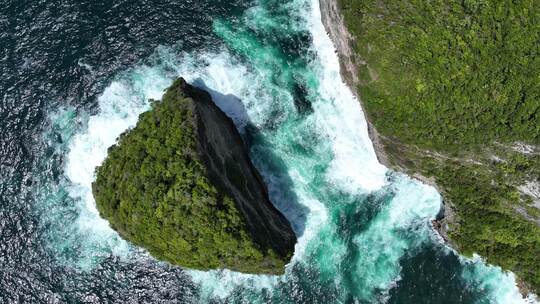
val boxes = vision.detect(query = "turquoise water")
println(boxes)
[25,0,537,302]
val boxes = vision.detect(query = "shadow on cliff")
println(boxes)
[193,78,308,237]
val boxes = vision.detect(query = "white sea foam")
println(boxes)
[62,64,179,265]
[310,0,536,301]
[349,177,440,299]
[189,269,279,301]
[459,254,539,304]
[305,0,537,302]
[306,0,387,193]
[48,0,538,301]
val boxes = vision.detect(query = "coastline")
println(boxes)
[317,0,456,246]
[316,1,540,298]
[317,0,389,168]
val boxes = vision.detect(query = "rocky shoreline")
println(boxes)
[317,0,455,246]
[316,2,540,297]
[92,78,296,274]
[317,0,389,167]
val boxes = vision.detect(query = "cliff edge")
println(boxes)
[319,0,540,294]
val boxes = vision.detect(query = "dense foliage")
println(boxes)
[92,80,286,274]
[340,0,539,148]
[338,0,540,292]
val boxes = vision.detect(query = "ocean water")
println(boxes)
[0,0,537,303]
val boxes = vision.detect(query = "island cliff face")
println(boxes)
[92,77,296,274]
[185,79,297,260]
[320,0,540,294]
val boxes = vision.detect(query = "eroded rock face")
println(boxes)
[93,77,296,274]
[181,79,297,258]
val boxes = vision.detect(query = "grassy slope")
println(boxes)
[92,79,286,274]
[338,0,540,292]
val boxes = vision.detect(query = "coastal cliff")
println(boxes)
[92,78,296,274]
[318,0,453,242]
[318,0,390,168]
[319,0,540,294]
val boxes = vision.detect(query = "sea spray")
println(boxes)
[305,0,535,302]
[41,57,185,268]
[34,0,537,302]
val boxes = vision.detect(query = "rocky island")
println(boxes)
[92,78,296,274]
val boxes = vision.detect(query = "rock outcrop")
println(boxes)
[92,77,296,274]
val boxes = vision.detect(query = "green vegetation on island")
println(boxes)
[92,78,296,274]
[336,0,540,292]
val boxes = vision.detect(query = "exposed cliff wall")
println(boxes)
[179,78,297,258]
[318,0,389,167]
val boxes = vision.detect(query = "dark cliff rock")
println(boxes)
[92,77,296,274]
[178,78,297,259]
